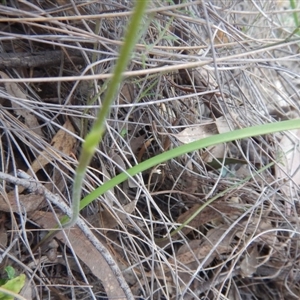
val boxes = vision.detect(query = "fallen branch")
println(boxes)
[0,170,134,300]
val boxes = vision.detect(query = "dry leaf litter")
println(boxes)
[0,0,299,299]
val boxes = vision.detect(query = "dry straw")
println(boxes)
[0,0,300,299]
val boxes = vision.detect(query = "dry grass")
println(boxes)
[0,0,300,299]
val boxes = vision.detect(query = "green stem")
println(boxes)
[64,0,149,228]
[290,0,299,28]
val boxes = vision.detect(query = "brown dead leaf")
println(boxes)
[176,201,241,237]
[215,115,238,134]
[179,67,218,91]
[0,71,43,136]
[173,115,239,163]
[98,207,118,232]
[98,200,137,231]
[119,82,135,104]
[157,102,176,123]
[31,211,126,300]
[110,150,126,173]
[200,226,233,257]
[129,134,146,156]
[12,119,76,195]
[44,164,69,193]
[0,214,7,247]
[202,144,227,163]
[137,138,154,163]
[172,227,233,268]
[236,217,280,251]
[204,115,239,163]
[0,193,46,213]
[0,229,7,248]
[236,217,270,239]
[172,122,217,144]
[117,200,137,223]
[164,226,234,288]
[28,119,76,175]
[240,245,259,278]
[213,29,230,45]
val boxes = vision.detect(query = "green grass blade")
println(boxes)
[65,0,149,228]
[80,119,300,209]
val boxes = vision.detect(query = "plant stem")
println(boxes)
[64,0,149,228]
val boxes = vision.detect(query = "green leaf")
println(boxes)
[79,119,300,208]
[0,274,25,300]
[120,128,127,138]
[4,267,15,280]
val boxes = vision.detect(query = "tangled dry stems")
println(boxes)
[0,0,300,299]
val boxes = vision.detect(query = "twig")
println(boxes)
[0,50,84,69]
[0,237,19,264]
[0,170,134,300]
